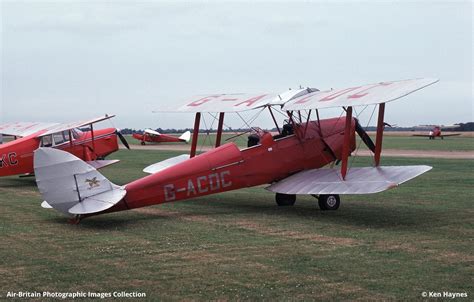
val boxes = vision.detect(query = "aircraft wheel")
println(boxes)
[318,194,340,211]
[275,193,296,206]
[141,141,146,145]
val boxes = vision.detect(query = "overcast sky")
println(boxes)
[1,1,472,130]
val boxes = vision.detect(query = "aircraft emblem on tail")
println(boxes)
[85,177,100,189]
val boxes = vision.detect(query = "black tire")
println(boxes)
[318,194,340,211]
[275,193,296,206]
[141,141,146,145]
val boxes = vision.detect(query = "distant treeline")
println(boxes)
[120,122,474,134]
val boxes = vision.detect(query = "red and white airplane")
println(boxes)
[413,125,461,139]
[0,115,130,177]
[132,129,191,145]
[33,78,438,223]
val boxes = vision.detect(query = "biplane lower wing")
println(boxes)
[266,166,432,195]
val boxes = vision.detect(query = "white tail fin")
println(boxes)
[179,131,191,143]
[34,148,126,216]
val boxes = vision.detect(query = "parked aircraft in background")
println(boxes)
[132,129,191,145]
[413,125,461,139]
[0,115,129,177]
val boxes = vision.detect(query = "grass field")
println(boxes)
[125,133,474,152]
[0,149,472,300]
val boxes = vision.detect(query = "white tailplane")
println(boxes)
[34,148,126,216]
[143,154,190,174]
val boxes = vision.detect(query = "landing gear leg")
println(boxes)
[313,194,341,211]
[275,193,296,206]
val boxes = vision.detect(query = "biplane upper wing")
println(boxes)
[38,115,115,137]
[0,122,58,137]
[160,88,315,113]
[283,78,439,111]
[266,166,432,195]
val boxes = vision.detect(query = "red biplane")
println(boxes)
[132,129,191,145]
[0,115,130,177]
[33,78,438,223]
[412,125,461,139]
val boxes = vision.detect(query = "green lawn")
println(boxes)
[0,150,473,300]
[362,135,474,151]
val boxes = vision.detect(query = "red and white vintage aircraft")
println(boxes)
[412,125,461,139]
[0,115,130,177]
[33,78,438,223]
[132,129,191,145]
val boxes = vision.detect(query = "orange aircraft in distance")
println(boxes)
[132,129,191,145]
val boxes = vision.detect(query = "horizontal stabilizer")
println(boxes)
[41,201,53,209]
[143,154,190,174]
[68,188,126,215]
[34,148,126,216]
[267,166,432,195]
[86,159,120,170]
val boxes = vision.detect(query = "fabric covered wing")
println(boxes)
[0,122,58,137]
[266,166,432,195]
[160,88,315,113]
[38,115,115,137]
[144,129,161,136]
[283,78,438,111]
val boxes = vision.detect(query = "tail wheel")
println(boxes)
[275,193,296,206]
[318,194,340,211]
[141,141,146,145]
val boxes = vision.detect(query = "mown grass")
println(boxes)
[362,135,474,151]
[0,150,473,300]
